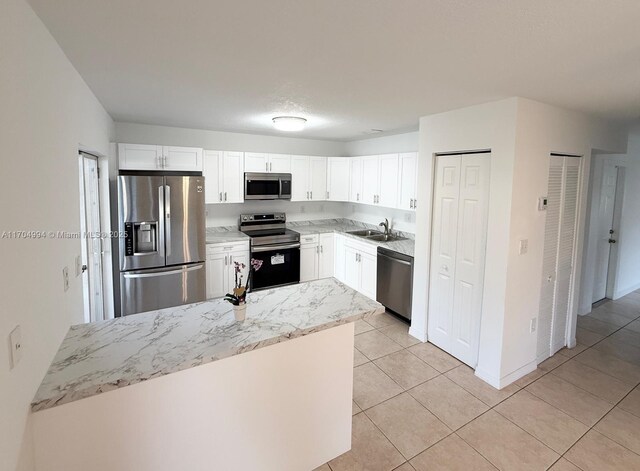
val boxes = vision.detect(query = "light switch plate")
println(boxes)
[9,325,22,369]
[75,255,83,277]
[519,239,528,255]
[530,318,537,333]
[63,266,70,291]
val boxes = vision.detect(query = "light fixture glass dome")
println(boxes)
[272,116,307,132]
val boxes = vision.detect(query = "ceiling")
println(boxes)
[27,0,640,141]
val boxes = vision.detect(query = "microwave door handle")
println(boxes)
[165,184,171,257]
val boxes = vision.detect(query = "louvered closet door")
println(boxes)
[537,156,581,363]
[537,157,563,362]
[551,158,580,354]
[428,153,490,367]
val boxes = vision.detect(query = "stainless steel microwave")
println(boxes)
[244,173,292,200]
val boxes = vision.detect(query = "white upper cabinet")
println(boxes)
[398,152,418,211]
[268,154,291,173]
[291,156,327,201]
[203,150,222,204]
[164,146,203,171]
[244,153,269,172]
[361,156,380,205]
[349,157,363,203]
[118,144,202,171]
[291,155,310,201]
[203,150,244,204]
[377,154,399,208]
[118,144,163,170]
[244,153,291,173]
[353,154,401,209]
[327,158,351,201]
[309,156,327,201]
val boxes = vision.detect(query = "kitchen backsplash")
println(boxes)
[206,218,415,239]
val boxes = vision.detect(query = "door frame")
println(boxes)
[426,150,491,368]
[78,146,114,322]
[605,165,625,299]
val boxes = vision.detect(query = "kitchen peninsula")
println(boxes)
[31,278,384,471]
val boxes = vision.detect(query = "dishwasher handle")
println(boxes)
[377,251,412,266]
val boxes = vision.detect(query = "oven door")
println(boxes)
[244,173,280,200]
[250,243,300,290]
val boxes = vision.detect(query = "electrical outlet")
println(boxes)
[75,255,83,277]
[300,205,306,213]
[530,317,537,333]
[9,325,22,369]
[63,266,70,292]
[519,239,528,255]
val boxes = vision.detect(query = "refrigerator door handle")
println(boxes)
[165,184,171,257]
[123,264,204,279]
[158,184,166,260]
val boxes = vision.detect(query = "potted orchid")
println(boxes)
[224,258,263,321]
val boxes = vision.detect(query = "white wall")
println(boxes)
[115,122,346,156]
[0,0,114,469]
[613,131,640,296]
[344,131,419,156]
[412,97,626,388]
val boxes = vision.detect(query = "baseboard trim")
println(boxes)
[475,360,537,390]
[613,281,640,300]
[408,326,427,343]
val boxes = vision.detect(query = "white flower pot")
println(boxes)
[233,303,247,322]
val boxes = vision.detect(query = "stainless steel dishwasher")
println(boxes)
[376,247,414,321]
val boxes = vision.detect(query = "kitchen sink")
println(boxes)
[347,229,407,242]
[347,229,382,237]
[366,234,406,242]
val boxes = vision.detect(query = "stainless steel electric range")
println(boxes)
[239,213,300,291]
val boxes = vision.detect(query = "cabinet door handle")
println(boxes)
[306,191,309,200]
[163,156,168,168]
[224,192,227,201]
[310,191,313,200]
[270,162,272,172]
[230,255,233,264]
[157,155,162,168]
[219,192,223,202]
[410,198,413,209]
[316,246,319,254]
[320,245,323,253]
[225,255,228,265]
[266,162,268,172]
[357,192,360,201]
[414,199,417,209]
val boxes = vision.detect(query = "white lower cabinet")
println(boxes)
[300,233,336,282]
[318,233,335,279]
[205,242,250,299]
[343,239,377,300]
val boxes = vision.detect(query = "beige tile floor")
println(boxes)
[317,290,640,471]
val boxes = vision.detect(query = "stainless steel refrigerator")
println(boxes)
[117,174,206,316]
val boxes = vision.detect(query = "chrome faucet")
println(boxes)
[379,218,390,236]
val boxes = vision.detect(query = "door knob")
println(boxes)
[609,239,617,244]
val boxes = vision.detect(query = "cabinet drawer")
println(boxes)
[206,241,249,257]
[300,234,319,245]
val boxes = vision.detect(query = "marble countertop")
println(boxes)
[205,228,249,244]
[290,223,415,257]
[32,278,384,412]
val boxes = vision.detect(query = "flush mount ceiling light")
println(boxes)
[272,116,307,132]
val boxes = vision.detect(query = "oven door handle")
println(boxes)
[251,243,301,253]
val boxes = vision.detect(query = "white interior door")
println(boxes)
[450,154,491,365]
[592,163,618,303]
[551,158,581,354]
[428,153,490,368]
[537,155,582,362]
[537,158,563,362]
[79,153,105,322]
[428,156,461,351]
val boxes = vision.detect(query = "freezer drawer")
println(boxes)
[376,247,413,321]
[120,263,206,316]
